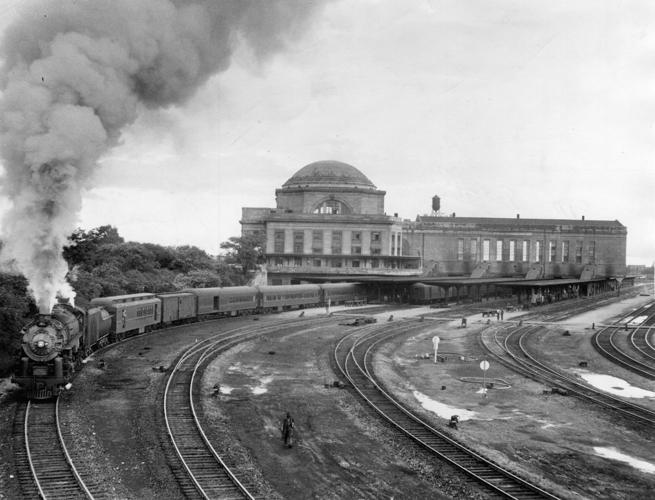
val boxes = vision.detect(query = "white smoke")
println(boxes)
[0,0,325,313]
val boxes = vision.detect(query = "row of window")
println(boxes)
[457,239,596,264]
[274,229,385,255]
[270,256,414,269]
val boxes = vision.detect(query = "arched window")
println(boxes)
[313,199,351,215]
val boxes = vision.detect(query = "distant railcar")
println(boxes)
[258,284,321,311]
[320,283,364,305]
[157,292,196,324]
[90,293,161,340]
[409,283,446,304]
[185,286,259,316]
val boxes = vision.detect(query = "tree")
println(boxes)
[220,233,265,276]
[0,273,37,375]
[63,225,124,266]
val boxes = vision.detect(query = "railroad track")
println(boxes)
[163,316,336,500]
[590,301,655,379]
[631,326,655,360]
[482,325,655,426]
[592,326,655,380]
[334,321,560,500]
[15,398,95,500]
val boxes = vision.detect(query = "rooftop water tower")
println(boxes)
[431,195,441,216]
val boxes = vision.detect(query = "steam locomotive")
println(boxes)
[13,282,365,399]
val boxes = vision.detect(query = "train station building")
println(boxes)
[240,161,627,289]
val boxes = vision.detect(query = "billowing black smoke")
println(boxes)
[0,0,325,312]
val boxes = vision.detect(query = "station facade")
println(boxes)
[241,161,627,286]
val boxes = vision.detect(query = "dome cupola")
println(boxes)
[282,160,376,190]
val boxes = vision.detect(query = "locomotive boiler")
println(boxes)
[13,302,87,399]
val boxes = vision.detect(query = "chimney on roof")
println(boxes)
[582,215,585,221]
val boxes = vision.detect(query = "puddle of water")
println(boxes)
[593,447,655,474]
[629,315,648,325]
[413,390,477,421]
[251,375,274,395]
[574,371,655,398]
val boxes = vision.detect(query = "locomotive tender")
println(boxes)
[13,282,364,399]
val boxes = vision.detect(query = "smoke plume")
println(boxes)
[0,0,324,313]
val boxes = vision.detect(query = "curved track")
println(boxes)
[591,302,655,379]
[17,398,94,500]
[592,326,655,380]
[334,321,560,500]
[482,325,655,426]
[163,317,335,500]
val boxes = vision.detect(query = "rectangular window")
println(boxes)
[331,230,342,254]
[351,231,362,255]
[312,230,323,254]
[293,231,304,254]
[483,239,490,261]
[370,231,382,255]
[575,241,583,264]
[496,240,503,261]
[457,239,464,261]
[549,241,556,262]
[509,240,515,261]
[274,230,285,253]
[470,239,477,261]
[561,241,569,263]
[588,241,596,263]
[522,240,529,262]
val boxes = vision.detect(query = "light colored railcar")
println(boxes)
[185,286,259,316]
[157,292,197,324]
[90,293,162,339]
[320,283,365,305]
[258,284,322,311]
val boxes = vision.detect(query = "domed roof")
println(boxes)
[282,161,376,189]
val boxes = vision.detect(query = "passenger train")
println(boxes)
[13,283,365,399]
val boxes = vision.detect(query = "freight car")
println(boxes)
[13,282,363,398]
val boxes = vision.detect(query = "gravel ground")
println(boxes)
[1,293,653,499]
[373,294,655,500]
[198,318,488,499]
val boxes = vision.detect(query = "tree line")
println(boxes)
[0,226,264,375]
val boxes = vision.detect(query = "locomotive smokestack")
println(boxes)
[0,0,325,312]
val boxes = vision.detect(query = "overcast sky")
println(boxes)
[1,0,654,264]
